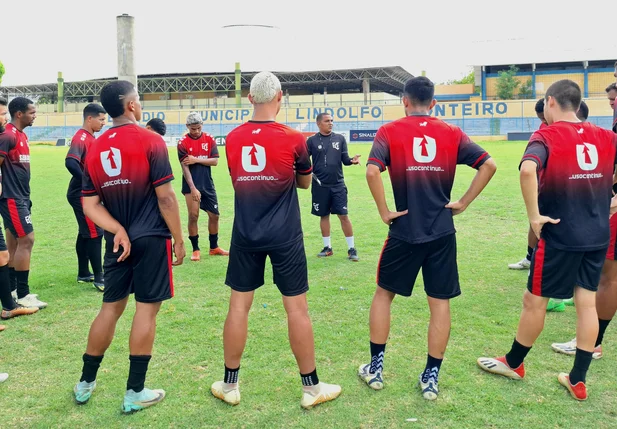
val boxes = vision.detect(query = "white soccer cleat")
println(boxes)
[358,364,384,390]
[16,294,47,309]
[551,338,602,359]
[300,382,341,409]
[0,373,8,383]
[211,381,240,405]
[508,258,531,270]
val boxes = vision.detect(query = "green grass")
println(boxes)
[2,142,617,428]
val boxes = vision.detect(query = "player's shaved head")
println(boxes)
[545,79,581,112]
[146,118,167,136]
[100,80,138,118]
[403,77,435,107]
[249,72,281,104]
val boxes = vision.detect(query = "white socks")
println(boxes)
[323,236,331,248]
[346,236,355,249]
[323,236,355,248]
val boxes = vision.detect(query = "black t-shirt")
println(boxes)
[306,132,351,187]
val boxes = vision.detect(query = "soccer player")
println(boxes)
[477,80,617,401]
[72,80,186,413]
[177,112,228,261]
[607,83,617,110]
[307,113,361,261]
[65,104,106,291]
[508,99,547,271]
[211,71,341,409]
[0,97,46,309]
[0,98,38,321]
[358,76,496,400]
[146,118,166,136]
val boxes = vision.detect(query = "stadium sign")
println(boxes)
[350,130,377,142]
[215,136,226,146]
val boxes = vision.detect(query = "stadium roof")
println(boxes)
[0,66,413,100]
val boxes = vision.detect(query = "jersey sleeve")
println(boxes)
[457,130,490,168]
[367,127,390,172]
[520,134,548,171]
[82,161,98,197]
[177,138,188,162]
[294,133,313,175]
[66,138,86,163]
[0,132,16,159]
[306,136,314,158]
[149,135,174,187]
[208,135,220,158]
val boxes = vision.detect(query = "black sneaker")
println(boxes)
[93,274,104,292]
[348,248,359,262]
[77,274,94,283]
[317,247,333,257]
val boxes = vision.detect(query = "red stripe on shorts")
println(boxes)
[167,238,174,297]
[7,199,26,237]
[376,237,389,285]
[607,215,617,260]
[532,239,546,296]
[81,197,99,239]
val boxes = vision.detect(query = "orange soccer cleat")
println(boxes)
[209,247,229,256]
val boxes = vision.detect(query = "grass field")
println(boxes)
[2,141,617,428]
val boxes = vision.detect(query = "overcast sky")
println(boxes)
[1,0,616,87]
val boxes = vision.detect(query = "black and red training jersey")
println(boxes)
[0,123,31,200]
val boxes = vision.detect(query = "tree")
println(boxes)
[518,79,533,99]
[496,65,520,100]
[444,69,481,94]
[0,61,4,86]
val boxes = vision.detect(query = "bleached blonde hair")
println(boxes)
[249,71,281,104]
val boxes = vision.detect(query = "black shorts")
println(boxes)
[0,198,33,238]
[311,184,348,216]
[225,238,308,297]
[377,234,460,299]
[183,189,220,216]
[103,236,174,303]
[528,239,606,299]
[68,196,103,239]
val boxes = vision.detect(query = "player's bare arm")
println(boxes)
[182,155,219,167]
[366,164,407,225]
[446,158,497,215]
[295,172,311,189]
[520,160,559,239]
[180,163,201,202]
[82,195,131,262]
[154,182,186,265]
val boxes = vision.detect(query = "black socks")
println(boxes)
[369,341,386,374]
[300,368,319,387]
[0,264,17,311]
[596,319,611,347]
[209,234,218,250]
[80,354,104,383]
[76,235,90,277]
[569,348,593,385]
[189,235,200,252]
[127,355,152,393]
[505,339,531,369]
[224,365,239,384]
[16,270,29,299]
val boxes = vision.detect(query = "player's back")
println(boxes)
[84,124,172,240]
[528,121,616,250]
[370,115,489,244]
[226,121,311,250]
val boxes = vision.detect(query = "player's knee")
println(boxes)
[522,290,546,311]
[18,234,35,250]
[338,214,350,223]
[208,212,220,221]
[188,213,199,225]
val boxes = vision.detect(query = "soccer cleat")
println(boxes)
[1,305,39,320]
[547,299,566,312]
[11,290,17,300]
[508,258,531,270]
[347,248,359,262]
[0,325,5,332]
[190,250,201,261]
[209,247,229,256]
[77,274,95,283]
[563,298,575,306]
[419,369,439,400]
[317,247,333,258]
[558,373,587,401]
[211,381,240,405]
[477,356,525,380]
[300,382,341,409]
[0,373,8,383]
[122,388,166,413]
[93,275,104,292]
[358,364,384,390]
[551,338,602,359]
[74,380,96,404]
[16,294,47,309]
